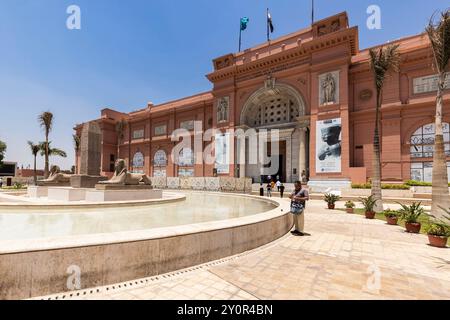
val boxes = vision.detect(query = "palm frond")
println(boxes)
[369,44,400,91]
[27,141,40,156]
[426,9,450,74]
[38,111,54,134]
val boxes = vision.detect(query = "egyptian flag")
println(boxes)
[267,10,274,34]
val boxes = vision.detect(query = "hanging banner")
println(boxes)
[316,118,342,173]
[215,132,230,174]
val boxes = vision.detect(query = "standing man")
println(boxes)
[289,181,309,236]
[266,182,272,197]
[276,179,281,192]
[279,182,285,198]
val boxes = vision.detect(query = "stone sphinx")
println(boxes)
[98,159,152,186]
[37,165,72,186]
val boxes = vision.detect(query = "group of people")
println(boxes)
[260,180,286,198]
[259,178,309,237]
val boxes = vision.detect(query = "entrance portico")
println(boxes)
[236,82,310,183]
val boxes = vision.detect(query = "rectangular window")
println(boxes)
[180,120,194,131]
[413,73,450,94]
[132,129,145,139]
[154,125,167,136]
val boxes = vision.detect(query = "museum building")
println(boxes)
[75,12,450,188]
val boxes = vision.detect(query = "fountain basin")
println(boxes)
[0,192,292,299]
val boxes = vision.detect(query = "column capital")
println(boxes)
[296,115,311,129]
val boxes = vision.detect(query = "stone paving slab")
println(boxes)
[34,200,450,300]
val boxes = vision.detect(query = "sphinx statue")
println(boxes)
[98,159,152,186]
[37,165,72,186]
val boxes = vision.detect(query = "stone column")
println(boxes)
[299,128,307,178]
[238,137,246,178]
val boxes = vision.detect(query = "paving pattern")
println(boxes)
[36,199,450,300]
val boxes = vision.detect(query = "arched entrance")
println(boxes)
[238,81,309,183]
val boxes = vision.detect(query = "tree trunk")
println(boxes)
[33,155,37,185]
[431,73,449,219]
[44,134,49,179]
[372,90,384,213]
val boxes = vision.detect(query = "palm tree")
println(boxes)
[39,141,67,162]
[27,141,41,184]
[369,44,400,213]
[0,139,6,166]
[38,111,54,178]
[115,119,127,159]
[426,10,450,219]
[73,134,81,174]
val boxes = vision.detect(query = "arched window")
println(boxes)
[178,147,194,177]
[410,123,450,182]
[132,151,144,174]
[154,150,167,167]
[153,150,167,177]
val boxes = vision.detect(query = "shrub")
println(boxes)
[345,200,355,209]
[352,183,410,190]
[324,193,340,205]
[405,180,450,187]
[425,223,450,237]
[359,196,377,213]
[398,202,425,223]
[383,209,400,218]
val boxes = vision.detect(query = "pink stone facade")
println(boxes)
[75,12,450,184]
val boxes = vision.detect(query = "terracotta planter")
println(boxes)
[365,211,375,219]
[386,216,398,225]
[428,235,448,248]
[328,204,335,210]
[405,222,421,234]
[346,208,354,214]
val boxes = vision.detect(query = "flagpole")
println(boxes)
[266,8,270,42]
[239,22,242,52]
[311,0,315,25]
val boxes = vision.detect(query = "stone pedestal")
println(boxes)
[27,186,49,198]
[85,189,163,202]
[70,175,108,188]
[47,187,87,202]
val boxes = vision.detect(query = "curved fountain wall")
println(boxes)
[0,193,292,300]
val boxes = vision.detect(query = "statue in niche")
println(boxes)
[99,159,152,186]
[217,97,229,123]
[321,73,337,105]
[37,165,71,186]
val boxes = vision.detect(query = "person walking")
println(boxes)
[266,182,272,197]
[259,183,264,197]
[289,181,309,236]
[279,183,285,198]
[276,179,281,192]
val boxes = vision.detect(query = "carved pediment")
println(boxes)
[213,54,235,70]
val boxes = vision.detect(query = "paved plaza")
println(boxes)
[35,199,450,300]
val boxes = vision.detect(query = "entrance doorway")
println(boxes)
[262,141,286,183]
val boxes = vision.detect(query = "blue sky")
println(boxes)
[0,0,448,169]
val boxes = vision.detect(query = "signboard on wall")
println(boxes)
[316,118,342,173]
[215,133,230,174]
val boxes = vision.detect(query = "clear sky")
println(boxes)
[0,0,448,170]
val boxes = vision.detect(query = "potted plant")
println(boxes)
[359,196,377,219]
[345,201,355,213]
[324,193,340,210]
[398,202,424,234]
[425,222,449,248]
[425,207,450,248]
[383,209,400,225]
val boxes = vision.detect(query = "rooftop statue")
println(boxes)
[98,159,152,186]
